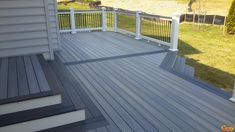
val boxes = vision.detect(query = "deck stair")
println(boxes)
[160,51,195,78]
[0,55,91,132]
[172,56,195,78]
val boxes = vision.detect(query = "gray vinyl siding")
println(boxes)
[0,0,59,58]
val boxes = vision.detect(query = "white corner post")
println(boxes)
[102,7,107,31]
[135,11,141,40]
[70,8,76,34]
[113,8,118,32]
[170,13,181,51]
[229,83,235,103]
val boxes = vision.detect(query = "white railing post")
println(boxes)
[170,13,181,51]
[70,8,76,34]
[113,8,118,32]
[135,11,141,40]
[229,83,235,103]
[102,7,107,31]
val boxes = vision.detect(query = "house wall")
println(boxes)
[0,0,60,59]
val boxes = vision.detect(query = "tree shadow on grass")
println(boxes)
[178,39,201,56]
[177,39,235,92]
[186,58,235,92]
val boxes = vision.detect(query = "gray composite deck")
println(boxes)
[0,55,52,103]
[57,31,235,131]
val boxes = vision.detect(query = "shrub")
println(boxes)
[226,0,235,34]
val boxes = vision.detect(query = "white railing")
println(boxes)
[58,7,180,51]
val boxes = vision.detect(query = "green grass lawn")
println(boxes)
[178,24,235,91]
[57,3,90,10]
[57,2,235,91]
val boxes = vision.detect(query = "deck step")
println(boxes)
[184,65,195,77]
[160,51,195,78]
[0,56,62,115]
[0,55,87,131]
[0,94,61,116]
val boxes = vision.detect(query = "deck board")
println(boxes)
[0,58,8,99]
[24,56,40,94]
[17,56,29,96]
[8,57,18,98]
[57,32,235,131]
[31,56,50,92]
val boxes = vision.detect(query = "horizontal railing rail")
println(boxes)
[57,7,180,51]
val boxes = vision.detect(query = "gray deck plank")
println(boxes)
[80,58,229,131]
[0,58,8,99]
[74,66,134,132]
[7,57,18,98]
[24,56,40,94]
[91,60,204,132]
[96,127,109,132]
[86,62,196,132]
[66,69,119,132]
[30,56,50,92]
[80,63,171,131]
[87,129,96,132]
[69,66,125,132]
[17,56,29,96]
[80,64,151,132]
[102,59,219,131]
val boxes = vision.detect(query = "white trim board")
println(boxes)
[0,109,85,132]
[0,94,62,115]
